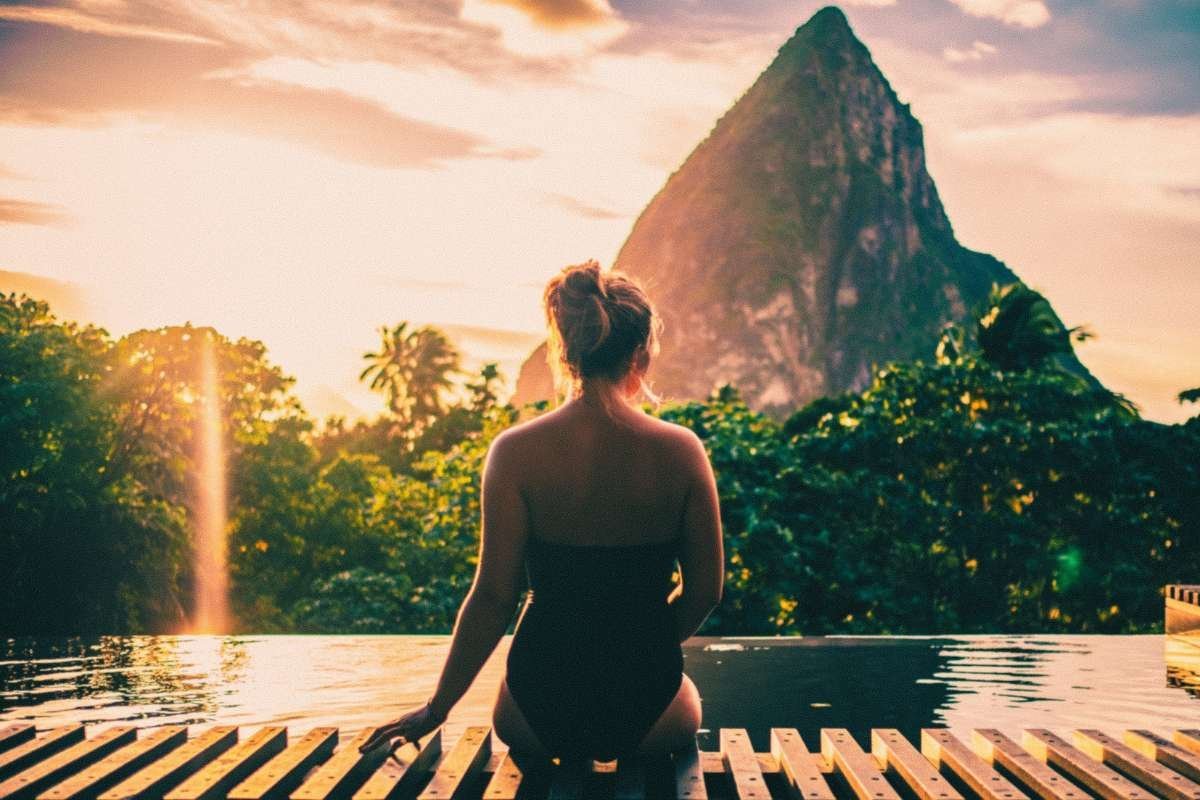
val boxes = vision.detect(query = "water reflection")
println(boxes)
[2,635,1196,750]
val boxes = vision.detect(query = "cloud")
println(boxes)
[0,24,526,170]
[546,193,626,220]
[0,163,28,180]
[0,4,222,45]
[471,0,620,29]
[944,0,1050,28]
[0,198,70,226]
[459,0,628,57]
[943,40,998,62]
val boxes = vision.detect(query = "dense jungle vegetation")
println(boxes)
[2,285,1197,635]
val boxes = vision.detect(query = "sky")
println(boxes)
[0,0,1197,422]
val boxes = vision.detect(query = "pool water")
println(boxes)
[2,635,1197,752]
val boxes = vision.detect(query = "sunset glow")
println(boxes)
[0,0,1196,421]
[189,332,230,635]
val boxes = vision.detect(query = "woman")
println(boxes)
[360,260,724,765]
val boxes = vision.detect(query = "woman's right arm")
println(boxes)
[670,429,724,643]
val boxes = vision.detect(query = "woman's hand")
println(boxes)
[357,701,446,757]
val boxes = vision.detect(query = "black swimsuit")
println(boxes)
[504,533,684,762]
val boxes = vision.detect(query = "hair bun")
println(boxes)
[550,260,611,355]
[562,261,607,300]
[542,259,660,390]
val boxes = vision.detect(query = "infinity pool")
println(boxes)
[2,635,1197,751]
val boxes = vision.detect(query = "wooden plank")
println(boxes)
[95,726,238,800]
[721,729,768,800]
[165,727,288,800]
[920,730,1027,800]
[971,730,1086,800]
[1125,730,1200,782]
[673,744,706,800]
[1075,730,1200,800]
[871,730,962,800]
[229,728,338,800]
[820,729,900,800]
[0,729,35,756]
[36,726,188,800]
[481,752,523,800]
[0,727,137,800]
[1022,729,1152,800]
[352,731,441,800]
[698,752,788,775]
[770,729,833,800]
[1177,733,1200,760]
[969,734,1084,800]
[614,758,645,800]
[292,728,388,800]
[417,728,490,800]
[0,728,87,781]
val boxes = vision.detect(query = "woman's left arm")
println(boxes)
[359,430,529,754]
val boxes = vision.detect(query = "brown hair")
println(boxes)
[542,260,662,405]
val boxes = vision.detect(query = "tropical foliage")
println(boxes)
[1,286,1197,635]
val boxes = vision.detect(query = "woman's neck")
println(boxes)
[570,378,640,421]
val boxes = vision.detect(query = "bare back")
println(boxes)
[500,398,699,548]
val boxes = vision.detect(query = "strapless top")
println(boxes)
[504,533,684,760]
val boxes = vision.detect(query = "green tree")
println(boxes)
[360,322,463,430]
[0,295,187,632]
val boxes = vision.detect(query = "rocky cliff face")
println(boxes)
[513,6,1019,413]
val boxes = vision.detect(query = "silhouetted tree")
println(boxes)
[360,322,462,431]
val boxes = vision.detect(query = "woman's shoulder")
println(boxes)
[639,414,704,450]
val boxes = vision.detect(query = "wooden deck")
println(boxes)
[1167,585,1200,637]
[4,723,1200,800]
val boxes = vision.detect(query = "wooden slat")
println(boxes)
[920,729,1027,800]
[971,730,1086,800]
[1126,730,1200,782]
[36,726,187,800]
[871,730,962,800]
[0,727,136,800]
[1177,733,1200,759]
[417,728,490,800]
[0,729,35,756]
[1021,729,1152,800]
[481,752,523,800]
[614,758,645,800]
[721,730,768,800]
[165,727,288,800]
[0,728,86,781]
[673,744,707,800]
[229,728,337,800]
[820,729,900,800]
[292,728,387,800]
[770,729,833,800]
[352,731,441,800]
[1075,730,1200,800]
[96,726,238,800]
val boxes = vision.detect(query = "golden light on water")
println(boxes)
[190,333,231,634]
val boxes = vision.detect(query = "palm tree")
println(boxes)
[977,283,1078,372]
[407,327,462,425]
[975,282,1136,417]
[360,322,462,428]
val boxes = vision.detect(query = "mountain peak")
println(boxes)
[776,4,873,79]
[801,5,853,38]
[512,6,1034,414]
